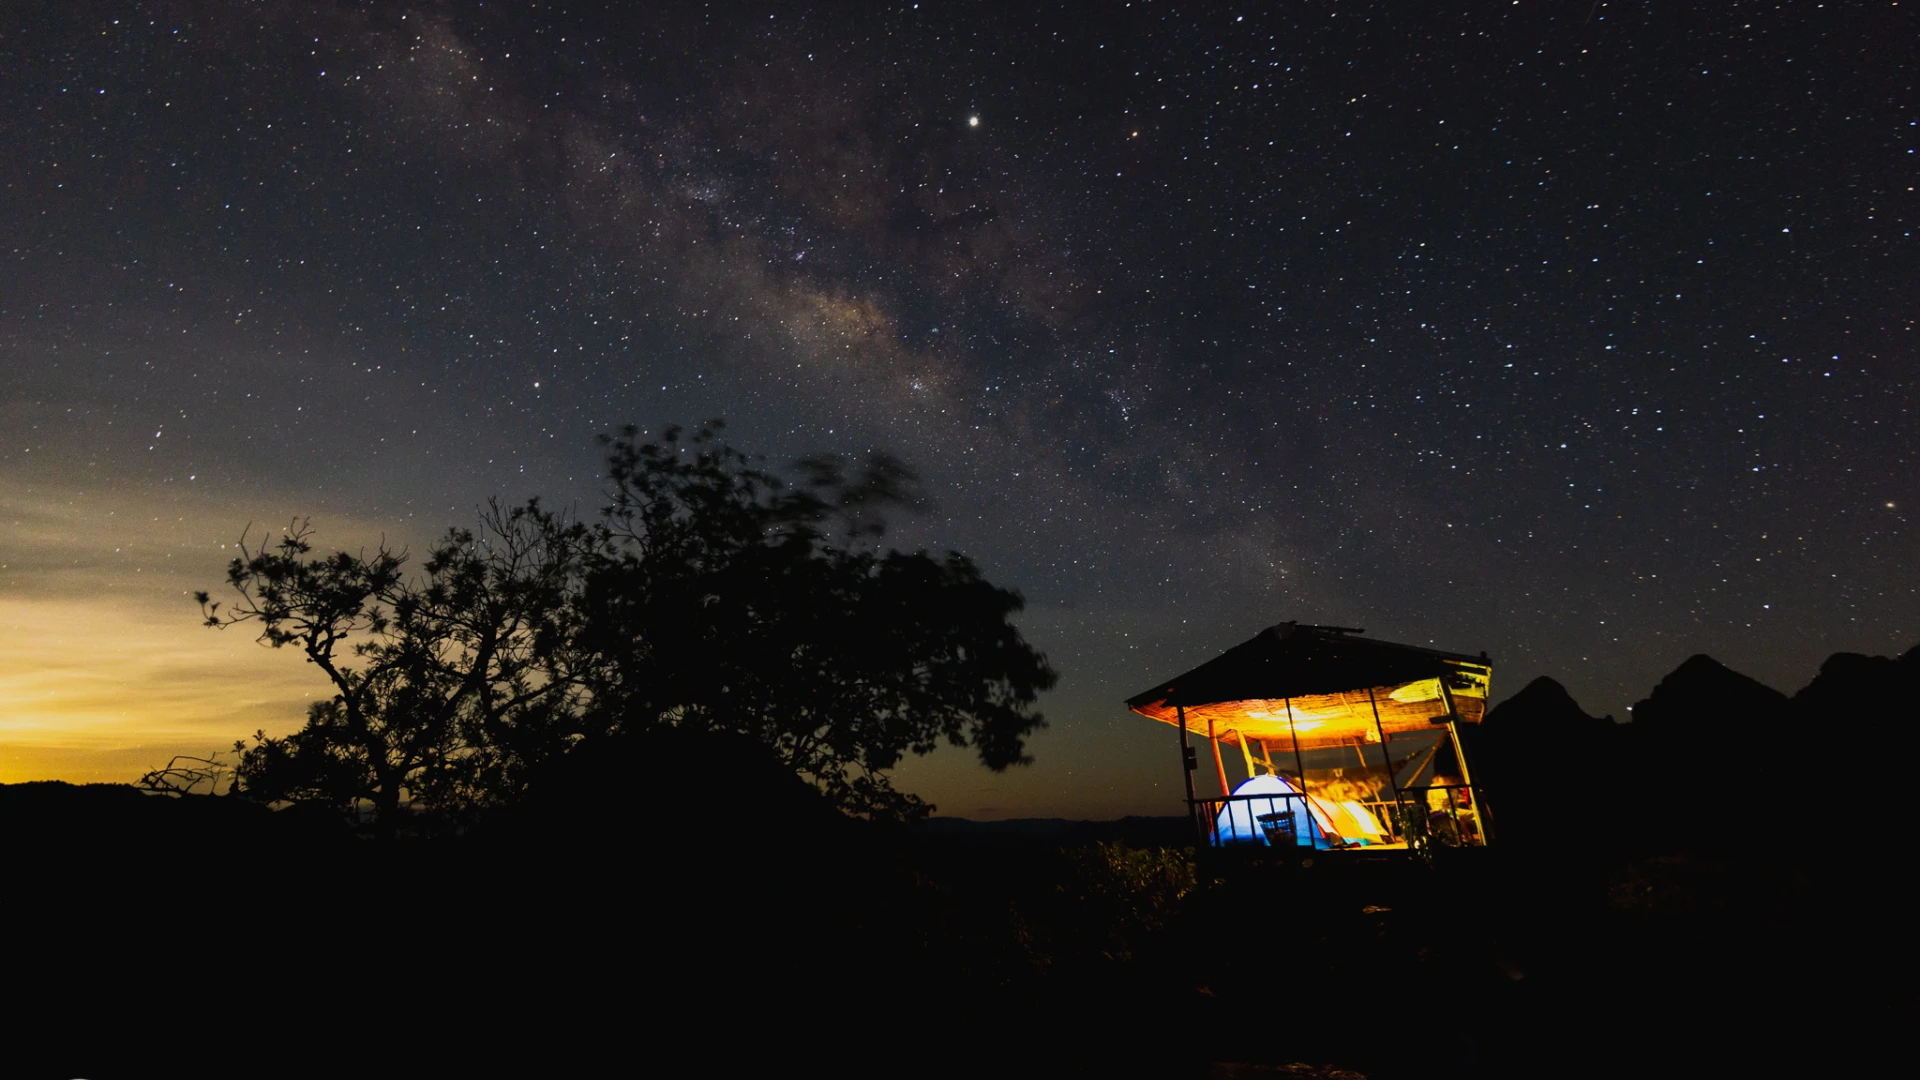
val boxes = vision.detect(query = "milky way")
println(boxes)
[2,2,1913,816]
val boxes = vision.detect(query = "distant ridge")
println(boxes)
[1629,653,1790,734]
[1792,648,1918,720]
[915,815,1190,846]
[1484,675,1617,733]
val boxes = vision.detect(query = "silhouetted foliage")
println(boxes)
[512,722,850,842]
[575,421,1056,819]
[136,750,239,797]
[1054,841,1197,964]
[201,499,590,827]
[199,422,1055,825]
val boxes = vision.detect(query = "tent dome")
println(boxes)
[1213,774,1342,848]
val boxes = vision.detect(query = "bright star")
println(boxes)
[968,115,980,127]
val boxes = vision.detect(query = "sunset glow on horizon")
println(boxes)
[0,479,434,786]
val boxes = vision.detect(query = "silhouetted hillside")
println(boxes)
[3,779,348,852]
[504,722,853,844]
[1791,648,1916,723]
[1475,676,1619,850]
[914,815,1191,847]
[1629,653,1790,734]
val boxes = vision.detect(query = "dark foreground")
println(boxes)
[7,777,1904,1079]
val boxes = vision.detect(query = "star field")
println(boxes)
[2,1,1913,816]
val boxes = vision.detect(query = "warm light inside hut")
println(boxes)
[1126,622,1494,852]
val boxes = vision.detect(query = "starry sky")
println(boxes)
[2,1,1913,817]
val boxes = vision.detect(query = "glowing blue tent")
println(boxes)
[1211,774,1343,849]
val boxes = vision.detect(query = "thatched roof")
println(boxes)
[1124,622,1492,751]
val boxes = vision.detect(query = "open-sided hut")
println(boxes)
[1126,622,1494,852]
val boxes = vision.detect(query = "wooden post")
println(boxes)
[1366,686,1405,841]
[1236,730,1258,782]
[1207,711,1232,799]
[1436,675,1476,787]
[1284,697,1310,792]
[1436,673,1491,844]
[1176,703,1198,837]
[1284,697,1312,846]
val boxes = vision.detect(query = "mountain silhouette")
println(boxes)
[1629,654,1789,735]
[1477,677,1619,849]
[1484,675,1615,736]
[1791,649,1917,724]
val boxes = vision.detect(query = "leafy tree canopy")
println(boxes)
[203,422,1055,825]
[201,499,589,826]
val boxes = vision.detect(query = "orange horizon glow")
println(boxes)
[0,480,408,787]
[0,473,1168,821]
[0,593,322,785]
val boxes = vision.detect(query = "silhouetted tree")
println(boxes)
[200,422,1056,824]
[136,751,240,797]
[577,422,1057,819]
[200,499,589,827]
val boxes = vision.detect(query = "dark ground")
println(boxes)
[6,778,1905,1078]
[12,648,1917,1077]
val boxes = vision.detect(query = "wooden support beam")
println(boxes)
[1176,703,1198,838]
[1366,686,1404,837]
[1207,712,1231,799]
[1436,675,1476,787]
[1284,697,1310,792]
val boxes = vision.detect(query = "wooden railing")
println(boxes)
[1188,783,1489,850]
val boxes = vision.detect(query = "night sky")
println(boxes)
[3,1,1913,817]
